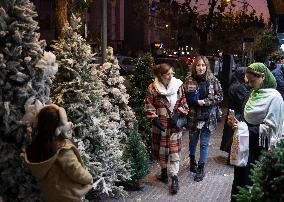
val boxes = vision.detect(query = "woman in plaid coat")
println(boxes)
[144,63,188,194]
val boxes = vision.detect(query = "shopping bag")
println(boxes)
[171,112,187,130]
[230,121,249,167]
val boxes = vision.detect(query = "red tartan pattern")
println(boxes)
[144,82,189,164]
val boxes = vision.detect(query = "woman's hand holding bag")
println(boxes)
[171,112,187,130]
[230,121,249,167]
[152,117,165,132]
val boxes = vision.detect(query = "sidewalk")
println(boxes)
[108,113,233,202]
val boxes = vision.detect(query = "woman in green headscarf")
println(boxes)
[228,63,284,202]
[244,63,283,147]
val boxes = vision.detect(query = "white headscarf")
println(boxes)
[244,89,284,147]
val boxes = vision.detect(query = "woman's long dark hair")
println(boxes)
[27,105,65,162]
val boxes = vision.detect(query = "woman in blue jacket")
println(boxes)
[183,56,223,182]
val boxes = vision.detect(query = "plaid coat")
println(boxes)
[144,82,189,164]
[183,73,223,132]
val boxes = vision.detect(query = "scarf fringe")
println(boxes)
[259,134,271,148]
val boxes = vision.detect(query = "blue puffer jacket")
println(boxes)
[272,65,284,99]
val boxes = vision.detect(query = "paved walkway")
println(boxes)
[108,111,234,202]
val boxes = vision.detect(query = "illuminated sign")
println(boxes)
[154,43,161,48]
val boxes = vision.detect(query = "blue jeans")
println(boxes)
[189,127,211,165]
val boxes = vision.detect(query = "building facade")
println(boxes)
[268,0,284,49]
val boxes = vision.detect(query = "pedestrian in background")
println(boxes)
[21,104,93,202]
[144,63,188,194]
[269,61,276,71]
[228,63,284,201]
[220,67,250,164]
[183,56,223,182]
[272,56,284,99]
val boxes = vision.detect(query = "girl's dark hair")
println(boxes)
[27,105,65,162]
[191,56,212,80]
[230,67,247,84]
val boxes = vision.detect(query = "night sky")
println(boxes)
[236,0,269,20]
[176,0,269,21]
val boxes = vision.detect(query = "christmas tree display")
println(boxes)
[0,0,58,200]
[236,139,284,201]
[127,53,154,153]
[97,47,136,137]
[51,15,132,197]
[123,123,149,189]
[98,48,150,190]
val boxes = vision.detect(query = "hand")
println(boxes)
[170,112,182,129]
[152,117,165,132]
[267,148,273,156]
[227,115,238,129]
[198,100,205,106]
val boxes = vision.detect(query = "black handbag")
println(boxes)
[196,106,210,121]
[160,93,187,130]
[171,112,187,129]
[165,106,187,130]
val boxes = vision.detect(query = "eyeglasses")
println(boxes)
[163,72,175,76]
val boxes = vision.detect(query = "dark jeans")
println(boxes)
[189,127,211,165]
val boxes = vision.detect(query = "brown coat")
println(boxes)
[21,141,93,202]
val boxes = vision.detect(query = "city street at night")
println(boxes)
[0,1,284,202]
[106,109,234,202]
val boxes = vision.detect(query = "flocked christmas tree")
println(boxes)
[98,48,150,188]
[98,50,151,194]
[0,0,58,200]
[51,15,132,197]
[97,47,136,137]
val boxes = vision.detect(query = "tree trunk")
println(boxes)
[54,0,68,38]
[199,32,208,55]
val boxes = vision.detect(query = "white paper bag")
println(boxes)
[230,121,249,167]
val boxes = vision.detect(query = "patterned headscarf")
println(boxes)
[247,63,277,89]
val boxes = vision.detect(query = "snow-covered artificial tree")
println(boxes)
[51,15,132,197]
[0,0,58,201]
[98,48,151,189]
[98,47,136,137]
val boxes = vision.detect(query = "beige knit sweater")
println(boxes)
[21,141,93,202]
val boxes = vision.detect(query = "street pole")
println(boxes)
[242,42,245,66]
[102,0,107,63]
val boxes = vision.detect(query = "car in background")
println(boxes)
[154,57,190,80]
[92,56,102,64]
[180,55,197,66]
[117,56,135,76]
[91,55,135,76]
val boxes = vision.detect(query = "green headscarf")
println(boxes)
[245,63,277,112]
[247,62,277,89]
